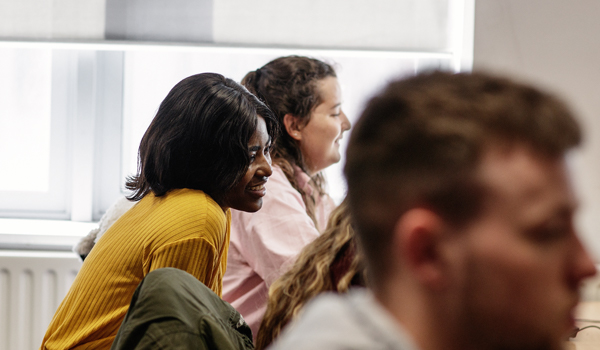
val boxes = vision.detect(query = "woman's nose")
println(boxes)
[257,154,273,178]
[341,111,351,131]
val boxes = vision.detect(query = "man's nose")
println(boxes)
[570,235,597,287]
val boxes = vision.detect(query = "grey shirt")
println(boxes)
[268,290,420,350]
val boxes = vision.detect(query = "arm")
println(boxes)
[142,190,229,295]
[144,237,222,295]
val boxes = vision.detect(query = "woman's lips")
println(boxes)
[247,183,267,197]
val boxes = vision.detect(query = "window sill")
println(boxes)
[0,218,97,251]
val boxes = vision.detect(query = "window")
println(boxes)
[0,47,71,219]
[0,43,465,222]
[0,0,474,223]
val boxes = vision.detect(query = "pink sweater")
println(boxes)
[222,166,335,339]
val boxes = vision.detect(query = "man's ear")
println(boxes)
[394,208,450,291]
[283,113,302,141]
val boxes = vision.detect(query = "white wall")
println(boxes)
[0,0,105,39]
[473,0,600,261]
[213,0,449,50]
[0,0,452,51]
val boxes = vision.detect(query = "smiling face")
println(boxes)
[220,116,273,212]
[295,76,351,174]
[451,144,596,350]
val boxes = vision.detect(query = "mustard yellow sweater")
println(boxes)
[40,189,231,350]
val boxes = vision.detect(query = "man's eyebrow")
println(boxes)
[331,103,341,109]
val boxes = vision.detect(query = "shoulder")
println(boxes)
[157,188,217,206]
[140,189,228,235]
[267,166,299,192]
[264,165,304,204]
[269,292,367,350]
[156,189,224,216]
[270,291,418,350]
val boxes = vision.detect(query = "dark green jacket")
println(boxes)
[111,268,254,350]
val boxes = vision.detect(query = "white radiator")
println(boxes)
[0,250,81,350]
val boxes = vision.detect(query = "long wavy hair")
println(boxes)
[241,56,337,227]
[254,199,366,350]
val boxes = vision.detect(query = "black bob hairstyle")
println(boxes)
[126,72,278,203]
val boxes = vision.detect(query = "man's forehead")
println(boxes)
[476,144,577,221]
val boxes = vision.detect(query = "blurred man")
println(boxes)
[269,71,597,350]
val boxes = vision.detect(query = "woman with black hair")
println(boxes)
[41,73,277,350]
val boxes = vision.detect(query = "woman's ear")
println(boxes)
[283,113,302,141]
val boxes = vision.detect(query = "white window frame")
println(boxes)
[0,49,74,219]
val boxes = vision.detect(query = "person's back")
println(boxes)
[42,190,229,349]
[269,291,418,350]
[74,196,136,261]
